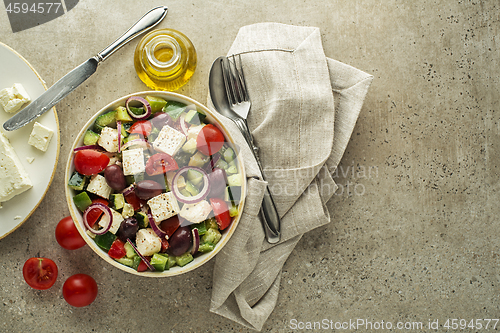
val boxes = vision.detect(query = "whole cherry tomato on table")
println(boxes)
[196,124,225,156]
[73,149,110,175]
[63,274,98,307]
[55,216,86,250]
[22,257,58,290]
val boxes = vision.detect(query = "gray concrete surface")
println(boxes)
[1,0,499,332]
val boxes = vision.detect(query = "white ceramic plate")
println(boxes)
[0,42,60,239]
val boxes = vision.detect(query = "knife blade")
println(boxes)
[3,6,168,131]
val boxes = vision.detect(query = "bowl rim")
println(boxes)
[64,90,246,277]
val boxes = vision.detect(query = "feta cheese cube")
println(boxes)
[0,132,32,202]
[135,228,161,256]
[122,148,145,176]
[153,125,186,156]
[0,83,31,113]
[87,174,112,199]
[27,122,54,152]
[99,208,123,234]
[179,200,213,224]
[97,126,119,153]
[147,192,180,223]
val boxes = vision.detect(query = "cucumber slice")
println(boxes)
[109,193,125,210]
[73,191,92,212]
[185,109,206,125]
[174,252,194,267]
[150,253,169,272]
[182,138,197,154]
[198,243,215,253]
[124,242,136,259]
[135,211,149,228]
[223,147,235,162]
[83,130,100,146]
[185,180,199,196]
[145,96,167,113]
[116,257,134,267]
[227,174,242,187]
[115,106,133,122]
[68,171,87,191]
[95,110,117,128]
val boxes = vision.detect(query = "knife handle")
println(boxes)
[97,6,168,62]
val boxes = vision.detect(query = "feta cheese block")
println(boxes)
[179,200,213,224]
[87,174,112,199]
[0,132,32,202]
[153,125,186,156]
[99,208,124,234]
[0,83,31,113]
[147,192,180,223]
[28,122,54,152]
[135,228,161,256]
[122,148,145,176]
[97,126,119,153]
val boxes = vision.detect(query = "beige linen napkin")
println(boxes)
[208,22,373,331]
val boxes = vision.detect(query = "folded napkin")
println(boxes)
[208,22,373,331]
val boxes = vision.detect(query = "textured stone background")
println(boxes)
[0,0,498,332]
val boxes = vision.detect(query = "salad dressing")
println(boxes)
[134,29,197,91]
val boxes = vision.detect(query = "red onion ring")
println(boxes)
[73,145,104,152]
[147,209,168,239]
[120,138,151,152]
[83,203,113,235]
[121,184,135,196]
[172,166,211,204]
[126,239,155,271]
[125,96,152,120]
[179,114,189,136]
[191,228,200,255]
[117,121,122,153]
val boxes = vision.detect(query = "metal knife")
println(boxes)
[3,6,168,131]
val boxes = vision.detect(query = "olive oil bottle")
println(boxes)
[134,29,197,91]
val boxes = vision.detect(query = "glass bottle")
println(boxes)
[134,28,197,91]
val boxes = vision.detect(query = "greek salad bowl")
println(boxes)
[65,91,246,277]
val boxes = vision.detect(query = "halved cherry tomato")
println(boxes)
[23,257,58,290]
[124,191,142,211]
[209,198,231,230]
[55,216,86,250]
[108,239,126,259]
[84,198,109,228]
[62,274,98,307]
[137,260,148,272]
[145,153,178,176]
[128,120,152,137]
[159,215,181,237]
[74,150,110,175]
[197,124,225,156]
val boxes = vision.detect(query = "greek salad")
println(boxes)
[68,95,242,272]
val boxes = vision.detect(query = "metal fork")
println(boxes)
[221,55,281,244]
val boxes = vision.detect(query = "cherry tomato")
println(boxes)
[55,216,86,250]
[63,274,98,307]
[145,153,178,176]
[128,120,152,137]
[84,198,109,228]
[22,257,58,290]
[136,260,148,272]
[74,150,110,175]
[196,124,225,156]
[124,191,142,211]
[209,198,232,230]
[108,239,126,259]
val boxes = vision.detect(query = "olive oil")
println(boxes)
[134,29,197,91]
